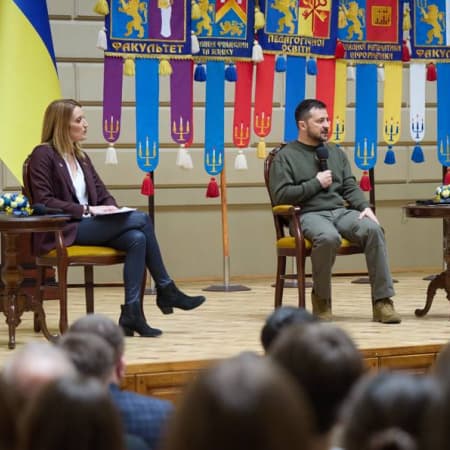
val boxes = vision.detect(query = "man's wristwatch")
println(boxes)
[83,204,90,216]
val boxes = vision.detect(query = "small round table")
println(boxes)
[404,203,450,317]
[0,214,69,349]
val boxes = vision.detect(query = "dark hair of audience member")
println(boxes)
[161,352,314,450]
[269,322,364,435]
[68,313,125,363]
[0,377,18,450]
[341,371,439,450]
[57,331,116,383]
[18,376,126,450]
[260,306,317,352]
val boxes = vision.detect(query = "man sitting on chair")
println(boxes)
[268,98,401,324]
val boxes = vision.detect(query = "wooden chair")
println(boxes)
[23,156,146,334]
[263,145,365,310]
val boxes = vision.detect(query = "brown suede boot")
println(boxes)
[311,291,332,321]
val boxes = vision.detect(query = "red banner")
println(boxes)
[366,0,399,43]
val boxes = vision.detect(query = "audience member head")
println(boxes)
[260,306,317,352]
[57,331,116,384]
[68,313,126,382]
[341,371,439,450]
[18,376,125,450]
[161,352,314,450]
[2,341,76,410]
[269,322,364,439]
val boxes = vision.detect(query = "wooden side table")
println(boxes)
[404,203,450,317]
[0,214,69,349]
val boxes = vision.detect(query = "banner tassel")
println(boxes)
[252,40,264,63]
[411,144,425,163]
[254,6,265,30]
[359,170,372,191]
[234,150,248,170]
[306,57,317,75]
[206,177,220,198]
[384,146,396,165]
[159,58,173,76]
[140,173,154,196]
[194,63,207,81]
[275,55,287,72]
[427,63,437,81]
[105,143,118,165]
[256,139,266,159]
[93,0,109,15]
[124,57,135,76]
[191,32,200,54]
[96,27,107,50]
[225,63,237,82]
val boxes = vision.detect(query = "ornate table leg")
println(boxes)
[1,233,23,349]
[415,217,450,317]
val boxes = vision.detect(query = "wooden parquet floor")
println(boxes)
[1,271,450,367]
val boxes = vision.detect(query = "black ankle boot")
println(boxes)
[118,302,162,337]
[156,281,206,315]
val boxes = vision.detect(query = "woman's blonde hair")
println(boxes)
[41,99,85,159]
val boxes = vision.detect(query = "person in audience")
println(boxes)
[161,351,315,450]
[260,305,317,352]
[269,322,364,450]
[2,341,76,411]
[64,314,173,450]
[341,371,439,450]
[18,376,126,450]
[0,378,19,450]
[27,98,205,337]
[268,98,400,323]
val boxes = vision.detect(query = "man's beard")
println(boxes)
[307,128,328,143]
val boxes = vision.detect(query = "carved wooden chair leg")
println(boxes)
[84,265,94,314]
[295,255,306,309]
[33,266,45,333]
[57,264,69,334]
[275,255,286,308]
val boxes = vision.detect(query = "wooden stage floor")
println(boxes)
[1,271,450,399]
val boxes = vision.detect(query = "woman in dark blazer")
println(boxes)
[28,99,205,337]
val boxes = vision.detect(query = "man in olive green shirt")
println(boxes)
[269,99,400,324]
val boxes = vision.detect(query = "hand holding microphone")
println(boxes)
[315,145,332,190]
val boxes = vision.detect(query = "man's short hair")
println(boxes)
[68,313,125,362]
[294,99,327,123]
[260,306,317,352]
[57,331,116,383]
[2,341,76,409]
[269,322,364,434]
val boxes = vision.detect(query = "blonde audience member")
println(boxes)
[161,352,314,450]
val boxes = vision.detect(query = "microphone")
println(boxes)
[316,144,329,171]
[31,203,64,215]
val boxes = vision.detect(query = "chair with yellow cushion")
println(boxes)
[23,156,145,334]
[263,145,364,309]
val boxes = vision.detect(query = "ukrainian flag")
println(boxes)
[0,0,61,183]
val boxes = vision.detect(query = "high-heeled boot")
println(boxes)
[156,281,206,314]
[118,301,162,337]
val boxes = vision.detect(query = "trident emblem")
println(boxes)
[172,117,190,142]
[234,122,250,147]
[356,138,375,167]
[104,115,120,141]
[411,114,424,140]
[255,112,271,135]
[384,117,400,144]
[439,135,450,163]
[138,136,157,167]
[206,148,222,174]
[333,116,345,141]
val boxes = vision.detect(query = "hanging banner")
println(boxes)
[192,0,255,60]
[409,0,450,59]
[257,0,339,56]
[338,0,404,61]
[103,0,192,59]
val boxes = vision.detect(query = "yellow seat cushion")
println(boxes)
[276,237,354,250]
[43,245,125,258]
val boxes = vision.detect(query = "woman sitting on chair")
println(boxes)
[28,98,205,337]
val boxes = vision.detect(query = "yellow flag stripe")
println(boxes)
[382,62,402,146]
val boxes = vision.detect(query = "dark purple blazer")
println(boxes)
[28,144,117,255]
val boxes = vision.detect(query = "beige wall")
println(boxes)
[0,0,443,282]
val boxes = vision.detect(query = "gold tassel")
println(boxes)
[191,0,201,20]
[124,57,135,76]
[254,6,265,30]
[159,58,173,76]
[256,139,266,159]
[93,0,109,15]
